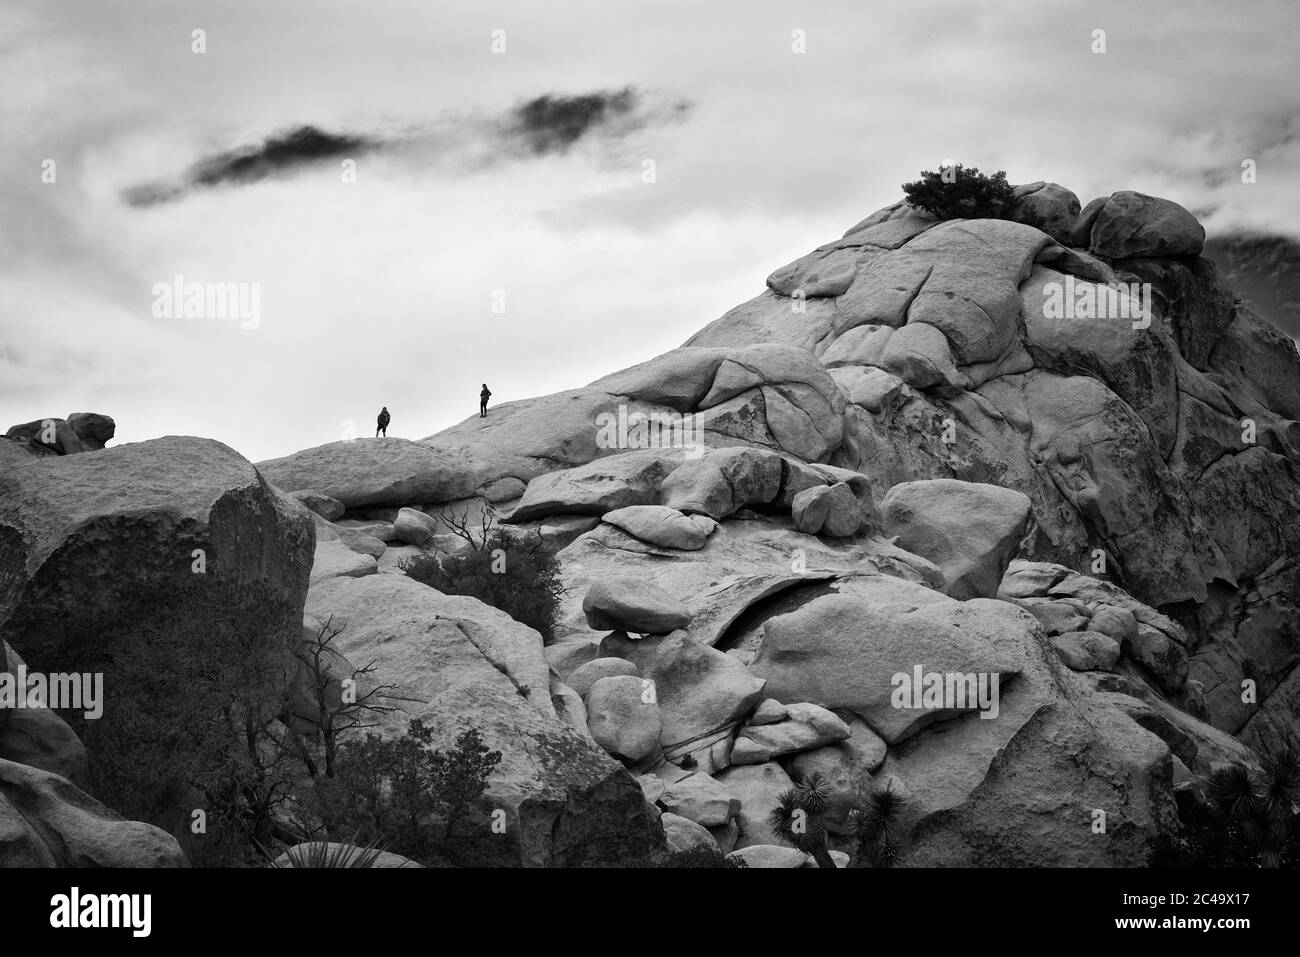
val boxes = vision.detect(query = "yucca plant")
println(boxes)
[849,781,908,868]
[1204,748,1300,868]
[268,840,386,869]
[1256,748,1300,867]
[768,772,838,869]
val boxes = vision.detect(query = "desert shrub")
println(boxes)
[1151,749,1300,868]
[655,846,747,868]
[323,720,502,866]
[68,576,307,866]
[401,526,566,643]
[901,164,1015,221]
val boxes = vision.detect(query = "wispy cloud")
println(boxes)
[120,88,690,207]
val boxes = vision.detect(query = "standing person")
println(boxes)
[479,384,492,418]
[376,406,390,437]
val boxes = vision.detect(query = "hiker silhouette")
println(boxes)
[480,384,492,418]
[376,406,390,437]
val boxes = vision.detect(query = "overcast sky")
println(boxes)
[3,0,1298,462]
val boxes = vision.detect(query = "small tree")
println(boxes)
[769,772,839,869]
[401,509,567,643]
[901,164,1015,221]
[73,577,310,866]
[849,782,908,867]
[330,720,502,865]
[291,616,399,779]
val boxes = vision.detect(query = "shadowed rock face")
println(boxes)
[0,436,315,669]
[304,574,661,867]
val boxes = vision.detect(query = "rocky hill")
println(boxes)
[3,182,1298,867]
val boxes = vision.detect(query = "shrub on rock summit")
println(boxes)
[901,164,1016,221]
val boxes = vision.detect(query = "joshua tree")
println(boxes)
[770,773,910,869]
[849,781,908,867]
[769,772,839,868]
[1206,747,1300,868]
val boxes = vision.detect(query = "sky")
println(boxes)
[2,0,1298,463]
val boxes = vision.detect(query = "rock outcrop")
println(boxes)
[10,179,1293,868]
[4,413,115,457]
[304,573,661,866]
[0,436,315,668]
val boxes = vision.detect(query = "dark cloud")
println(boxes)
[508,88,639,155]
[190,125,372,187]
[121,88,690,207]
[123,124,374,207]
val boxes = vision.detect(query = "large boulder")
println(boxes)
[600,630,766,768]
[878,598,1181,866]
[289,490,345,521]
[0,644,87,784]
[567,657,639,697]
[659,447,784,521]
[584,674,662,763]
[1050,631,1122,672]
[880,479,1032,600]
[256,438,478,509]
[790,482,862,538]
[731,702,851,764]
[305,573,660,866]
[0,436,315,669]
[392,507,439,548]
[4,418,86,456]
[0,758,187,867]
[309,537,378,586]
[1084,191,1206,259]
[713,761,795,849]
[1006,182,1081,244]
[658,771,740,827]
[509,450,684,522]
[660,812,720,853]
[582,578,692,635]
[748,576,1022,744]
[64,413,116,451]
[602,505,716,551]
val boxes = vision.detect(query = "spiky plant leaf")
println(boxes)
[867,781,907,832]
[271,841,385,869]
[796,771,832,815]
[1208,764,1259,821]
[768,789,803,845]
[1259,747,1300,816]
[873,834,901,868]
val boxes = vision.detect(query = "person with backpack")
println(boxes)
[376,406,391,437]
[479,384,492,418]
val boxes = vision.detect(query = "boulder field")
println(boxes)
[3,182,1298,867]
